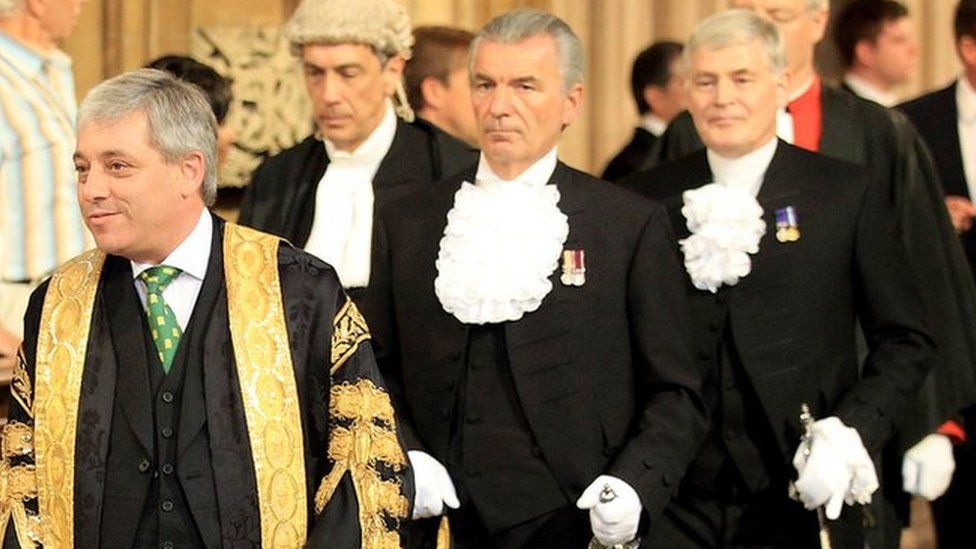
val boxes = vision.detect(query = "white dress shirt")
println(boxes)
[957,76,976,201]
[131,209,212,331]
[304,101,397,289]
[707,136,779,197]
[844,73,898,107]
[640,113,667,138]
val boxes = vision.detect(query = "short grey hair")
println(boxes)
[684,9,787,76]
[0,0,23,18]
[470,9,585,93]
[78,69,218,206]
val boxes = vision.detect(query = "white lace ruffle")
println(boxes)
[679,183,766,293]
[435,180,568,324]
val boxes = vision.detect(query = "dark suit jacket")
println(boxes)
[624,142,935,462]
[642,85,976,450]
[602,127,658,182]
[364,162,709,520]
[899,81,976,274]
[238,118,478,248]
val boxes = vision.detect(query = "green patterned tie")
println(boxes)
[139,266,183,374]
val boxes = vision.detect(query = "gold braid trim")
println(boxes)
[0,460,42,548]
[314,379,409,549]
[223,223,308,548]
[2,422,34,459]
[331,299,371,375]
[33,249,106,547]
[11,347,32,419]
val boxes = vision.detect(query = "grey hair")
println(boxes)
[78,69,218,206]
[470,9,585,93]
[0,0,23,18]
[683,9,787,75]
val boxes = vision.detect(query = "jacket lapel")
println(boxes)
[819,87,862,161]
[105,255,155,457]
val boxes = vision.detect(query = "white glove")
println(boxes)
[576,475,642,546]
[902,433,955,501]
[408,451,460,519]
[792,416,879,519]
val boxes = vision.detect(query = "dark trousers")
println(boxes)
[652,481,864,549]
[410,503,591,549]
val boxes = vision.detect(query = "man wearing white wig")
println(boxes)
[364,9,708,548]
[239,0,476,304]
[624,10,934,547]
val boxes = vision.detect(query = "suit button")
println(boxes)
[709,321,720,333]
[465,415,481,425]
[449,351,462,361]
[440,407,450,420]
[444,380,456,391]
[161,500,174,512]
[161,427,173,439]
[465,469,481,478]
[724,429,738,440]
[531,446,543,458]
[162,542,174,549]
[716,294,728,304]
[698,350,712,360]
[161,391,174,404]
[161,463,175,475]
[138,459,151,473]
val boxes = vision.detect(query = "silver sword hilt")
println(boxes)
[789,403,832,549]
[587,484,641,549]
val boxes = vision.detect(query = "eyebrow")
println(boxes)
[303,61,365,72]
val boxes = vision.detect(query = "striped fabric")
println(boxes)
[0,31,90,282]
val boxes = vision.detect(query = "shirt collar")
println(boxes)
[640,113,667,137]
[707,136,779,197]
[843,73,898,107]
[475,146,559,188]
[323,100,398,165]
[958,76,976,124]
[0,30,71,79]
[131,210,213,282]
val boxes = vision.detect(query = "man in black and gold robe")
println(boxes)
[0,69,410,548]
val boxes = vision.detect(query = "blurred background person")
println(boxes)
[835,0,918,107]
[0,0,91,376]
[404,25,480,171]
[602,40,685,182]
[899,2,976,547]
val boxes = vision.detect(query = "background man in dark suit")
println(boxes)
[0,69,410,548]
[898,2,976,545]
[238,0,476,303]
[365,9,707,548]
[834,0,917,107]
[645,1,976,545]
[601,41,685,182]
[624,10,935,546]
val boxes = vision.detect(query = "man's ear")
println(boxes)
[421,76,446,111]
[178,151,207,200]
[854,39,877,70]
[382,55,406,96]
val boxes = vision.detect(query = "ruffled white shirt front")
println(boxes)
[435,148,568,324]
[679,138,776,293]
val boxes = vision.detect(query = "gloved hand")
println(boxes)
[903,433,955,501]
[792,416,878,519]
[576,475,642,546]
[408,450,460,519]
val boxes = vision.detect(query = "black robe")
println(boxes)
[1,217,412,548]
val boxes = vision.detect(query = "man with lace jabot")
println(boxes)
[623,10,935,547]
[363,9,708,549]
